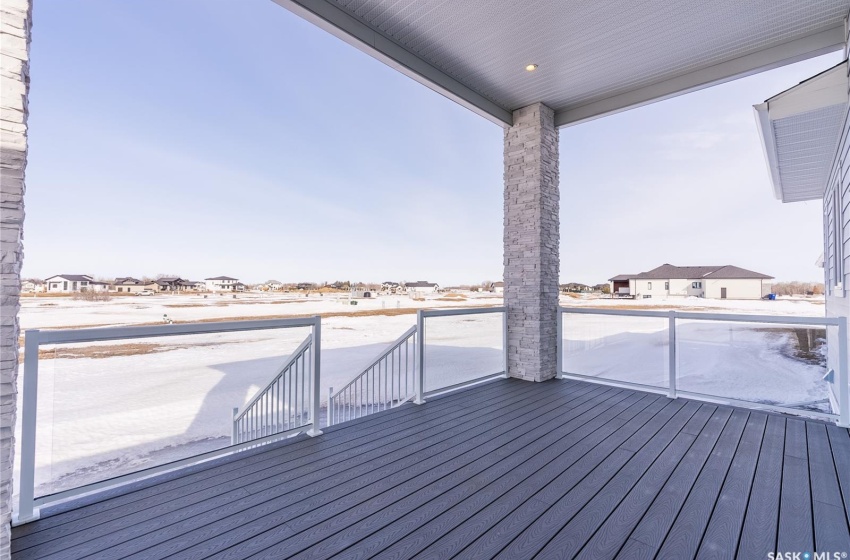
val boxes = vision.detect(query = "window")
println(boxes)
[692,281,702,289]
[664,282,669,290]
[647,282,652,290]
[642,295,652,299]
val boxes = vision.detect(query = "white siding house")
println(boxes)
[205,276,241,291]
[405,281,439,295]
[611,264,773,300]
[44,274,94,293]
[21,281,43,293]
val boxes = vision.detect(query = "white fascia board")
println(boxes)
[555,25,845,128]
[270,0,513,127]
[753,102,784,201]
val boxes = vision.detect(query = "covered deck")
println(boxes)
[11,378,850,559]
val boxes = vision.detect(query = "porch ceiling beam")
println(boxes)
[270,0,514,127]
[555,25,846,128]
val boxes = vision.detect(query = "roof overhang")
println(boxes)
[754,60,848,203]
[272,0,849,129]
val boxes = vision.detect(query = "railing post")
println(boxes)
[556,308,563,379]
[307,317,323,436]
[231,407,239,445]
[415,310,425,404]
[838,317,849,428]
[668,311,677,399]
[16,330,41,524]
[328,387,334,426]
[502,308,509,378]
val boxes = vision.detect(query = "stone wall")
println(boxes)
[1,0,31,553]
[503,103,560,382]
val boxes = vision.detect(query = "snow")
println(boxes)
[13,292,832,502]
[15,292,505,499]
[563,315,829,406]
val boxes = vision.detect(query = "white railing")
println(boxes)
[232,333,316,444]
[557,307,849,428]
[417,307,508,400]
[327,325,417,426]
[15,316,322,524]
[327,306,507,426]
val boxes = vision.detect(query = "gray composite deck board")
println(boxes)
[734,414,785,560]
[11,378,850,560]
[16,378,537,537]
[15,378,539,543]
[778,419,815,553]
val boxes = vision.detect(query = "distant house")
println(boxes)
[155,277,189,292]
[265,281,284,291]
[492,281,504,294]
[561,282,592,293]
[350,286,373,299]
[177,279,200,291]
[205,276,241,292]
[112,277,158,293]
[608,264,774,300]
[88,280,111,292]
[44,274,94,293]
[21,280,44,293]
[405,281,440,294]
[381,282,405,294]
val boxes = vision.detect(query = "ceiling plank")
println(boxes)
[271,0,514,127]
[555,26,846,128]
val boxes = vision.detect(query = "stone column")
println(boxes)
[1,0,31,551]
[503,103,559,382]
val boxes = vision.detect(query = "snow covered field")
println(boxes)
[561,295,832,414]
[13,291,832,502]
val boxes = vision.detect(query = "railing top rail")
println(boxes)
[559,307,668,318]
[27,316,321,345]
[673,311,840,325]
[235,333,312,420]
[559,306,840,326]
[420,306,506,318]
[330,324,417,399]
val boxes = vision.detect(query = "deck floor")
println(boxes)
[11,378,850,559]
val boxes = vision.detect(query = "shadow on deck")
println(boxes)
[11,378,850,559]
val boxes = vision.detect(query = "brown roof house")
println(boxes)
[609,264,773,299]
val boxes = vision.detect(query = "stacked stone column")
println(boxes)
[1,0,31,552]
[503,103,559,382]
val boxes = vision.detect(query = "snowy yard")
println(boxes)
[13,291,832,502]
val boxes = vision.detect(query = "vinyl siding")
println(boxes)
[823,62,850,389]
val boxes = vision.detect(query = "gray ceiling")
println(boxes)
[276,0,849,126]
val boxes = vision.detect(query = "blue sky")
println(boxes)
[23,0,842,285]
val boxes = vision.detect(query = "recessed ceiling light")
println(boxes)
[525,64,538,72]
